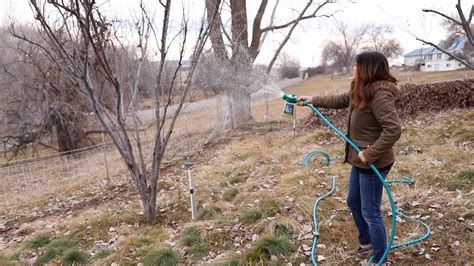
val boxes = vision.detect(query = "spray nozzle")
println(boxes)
[282,93,299,104]
[282,94,299,116]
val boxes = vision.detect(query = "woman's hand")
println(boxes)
[297,96,312,106]
[358,151,367,164]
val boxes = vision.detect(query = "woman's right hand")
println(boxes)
[297,96,312,106]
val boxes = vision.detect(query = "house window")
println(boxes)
[458,63,462,67]
[427,64,432,68]
[446,63,450,67]
[437,53,442,60]
[427,54,433,60]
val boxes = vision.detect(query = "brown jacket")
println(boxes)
[311,80,402,169]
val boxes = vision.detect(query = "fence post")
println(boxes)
[293,111,297,139]
[264,100,270,144]
[101,133,111,189]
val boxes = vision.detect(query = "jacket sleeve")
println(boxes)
[362,90,401,163]
[311,92,350,109]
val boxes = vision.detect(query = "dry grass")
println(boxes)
[1,70,473,264]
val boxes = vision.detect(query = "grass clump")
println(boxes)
[26,233,51,249]
[229,172,249,185]
[189,244,211,260]
[60,249,90,265]
[0,254,14,266]
[143,248,179,266]
[223,257,242,266]
[259,199,280,217]
[180,226,210,260]
[136,227,162,247]
[181,227,202,246]
[458,170,474,180]
[36,249,57,265]
[312,130,333,141]
[35,238,79,264]
[245,236,296,262]
[240,209,263,224]
[223,188,239,201]
[92,249,114,260]
[447,169,474,190]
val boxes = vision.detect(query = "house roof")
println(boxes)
[404,36,467,57]
[405,47,438,57]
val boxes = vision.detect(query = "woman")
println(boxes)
[298,51,401,265]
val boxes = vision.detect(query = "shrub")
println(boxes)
[279,66,300,79]
[223,188,239,201]
[60,249,90,265]
[245,236,296,262]
[143,248,179,266]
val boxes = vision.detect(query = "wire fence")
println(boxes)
[0,103,221,214]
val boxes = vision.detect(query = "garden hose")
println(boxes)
[282,94,431,266]
[310,175,336,266]
[303,150,341,167]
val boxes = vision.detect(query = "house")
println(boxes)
[404,36,472,72]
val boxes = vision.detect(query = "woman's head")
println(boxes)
[351,51,397,109]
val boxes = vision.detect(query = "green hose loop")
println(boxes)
[304,150,331,166]
[310,176,336,266]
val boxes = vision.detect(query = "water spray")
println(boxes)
[281,93,431,266]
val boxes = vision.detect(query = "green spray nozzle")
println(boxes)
[282,93,299,104]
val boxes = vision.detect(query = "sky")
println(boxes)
[1,0,469,67]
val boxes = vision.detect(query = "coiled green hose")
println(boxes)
[302,103,430,266]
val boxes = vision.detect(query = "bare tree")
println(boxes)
[322,20,370,72]
[322,21,402,72]
[416,0,473,69]
[278,52,301,79]
[0,25,132,158]
[364,25,403,59]
[14,0,212,224]
[204,0,333,125]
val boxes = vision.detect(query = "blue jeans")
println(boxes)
[347,165,391,263]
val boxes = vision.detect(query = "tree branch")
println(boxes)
[266,1,332,73]
[261,1,330,33]
[416,37,473,69]
[249,0,268,60]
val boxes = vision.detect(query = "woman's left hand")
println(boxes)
[358,151,367,164]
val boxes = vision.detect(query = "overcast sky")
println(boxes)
[1,0,470,66]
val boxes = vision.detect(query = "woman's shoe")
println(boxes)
[357,244,372,255]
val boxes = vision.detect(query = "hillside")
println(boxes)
[1,105,472,265]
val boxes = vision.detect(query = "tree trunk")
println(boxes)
[142,181,157,224]
[229,88,253,125]
[55,118,76,153]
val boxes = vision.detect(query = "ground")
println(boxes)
[0,70,473,265]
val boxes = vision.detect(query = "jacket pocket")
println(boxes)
[352,139,374,151]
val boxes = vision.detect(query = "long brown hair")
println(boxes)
[350,51,397,109]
